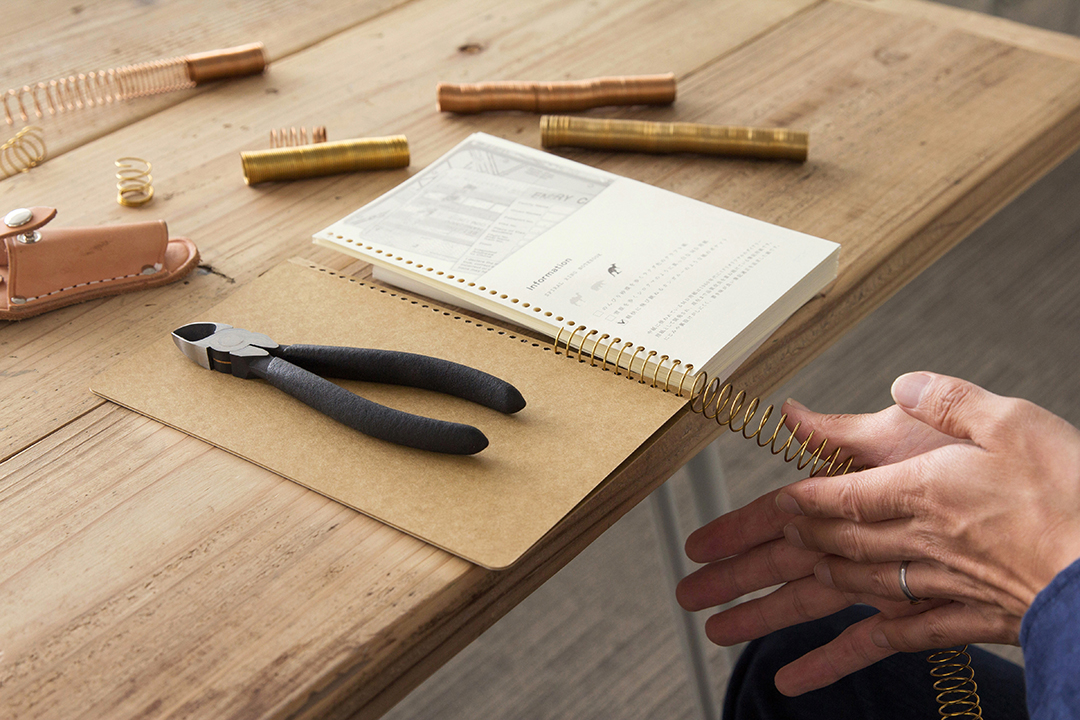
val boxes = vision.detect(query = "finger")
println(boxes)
[685,487,794,563]
[677,538,824,611]
[890,372,1010,445]
[777,463,918,523]
[873,601,1022,651]
[782,401,958,469]
[816,558,995,607]
[786,516,923,564]
[772,612,896,696]
[704,576,852,646]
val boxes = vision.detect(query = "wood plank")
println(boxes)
[0,0,415,162]
[5,2,1080,718]
[0,0,814,457]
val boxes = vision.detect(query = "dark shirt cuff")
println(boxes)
[1021,555,1080,719]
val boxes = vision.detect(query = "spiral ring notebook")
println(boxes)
[91,259,686,569]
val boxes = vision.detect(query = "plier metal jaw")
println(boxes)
[171,322,526,455]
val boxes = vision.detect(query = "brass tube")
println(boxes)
[241,136,409,185]
[437,73,676,114]
[540,116,808,161]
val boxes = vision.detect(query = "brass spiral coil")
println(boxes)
[540,116,809,162]
[552,320,982,717]
[437,73,676,113]
[928,647,983,718]
[241,135,409,185]
[3,43,266,126]
[115,157,154,207]
[270,126,327,148]
[0,125,46,178]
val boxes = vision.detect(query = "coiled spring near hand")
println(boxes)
[553,323,983,718]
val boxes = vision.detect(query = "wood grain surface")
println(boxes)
[2,1,1080,718]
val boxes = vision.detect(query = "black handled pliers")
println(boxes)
[171,322,526,455]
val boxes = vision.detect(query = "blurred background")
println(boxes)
[385,1,1080,717]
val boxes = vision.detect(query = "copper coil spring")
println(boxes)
[3,60,192,126]
[1,125,46,178]
[3,43,266,126]
[115,157,154,207]
[555,321,985,715]
[270,126,327,148]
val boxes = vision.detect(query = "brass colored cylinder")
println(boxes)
[241,136,409,185]
[540,116,808,161]
[186,43,268,84]
[437,73,676,114]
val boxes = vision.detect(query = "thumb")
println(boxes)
[890,372,1005,444]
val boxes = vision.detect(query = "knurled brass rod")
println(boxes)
[437,73,676,114]
[241,136,409,184]
[540,116,808,161]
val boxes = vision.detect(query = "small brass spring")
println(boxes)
[0,125,46,179]
[241,135,409,185]
[3,43,266,126]
[115,157,154,207]
[270,126,327,148]
[552,322,984,716]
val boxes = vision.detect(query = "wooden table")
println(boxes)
[3,1,1080,717]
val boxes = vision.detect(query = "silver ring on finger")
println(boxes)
[898,560,926,604]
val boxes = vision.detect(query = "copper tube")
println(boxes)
[437,73,676,114]
[241,135,409,184]
[540,116,808,161]
[185,43,267,83]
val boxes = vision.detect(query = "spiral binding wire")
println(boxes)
[3,60,193,126]
[3,43,266,127]
[115,157,154,207]
[0,125,46,178]
[552,322,983,717]
[270,126,328,148]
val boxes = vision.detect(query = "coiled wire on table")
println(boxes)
[3,59,193,126]
[1,125,47,178]
[270,126,327,148]
[552,322,983,717]
[115,157,154,207]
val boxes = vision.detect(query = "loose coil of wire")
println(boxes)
[1,125,47,178]
[270,126,327,148]
[115,157,154,207]
[3,59,193,126]
[552,323,983,717]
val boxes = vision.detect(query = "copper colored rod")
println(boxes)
[540,116,808,161]
[185,43,267,83]
[437,73,676,114]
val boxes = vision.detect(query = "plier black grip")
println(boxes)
[171,322,526,455]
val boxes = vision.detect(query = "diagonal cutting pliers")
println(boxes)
[171,322,526,455]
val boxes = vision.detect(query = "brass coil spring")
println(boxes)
[928,647,983,718]
[1,125,46,178]
[552,322,982,718]
[270,126,327,148]
[115,157,154,207]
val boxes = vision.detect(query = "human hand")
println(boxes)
[677,399,967,694]
[781,372,1080,626]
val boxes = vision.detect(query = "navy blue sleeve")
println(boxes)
[1021,556,1080,719]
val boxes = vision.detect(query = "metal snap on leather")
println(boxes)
[16,231,41,244]
[4,208,33,228]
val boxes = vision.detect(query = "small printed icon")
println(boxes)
[608,264,621,276]
[569,293,584,306]
[591,280,606,292]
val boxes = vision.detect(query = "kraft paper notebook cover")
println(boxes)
[91,259,685,569]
